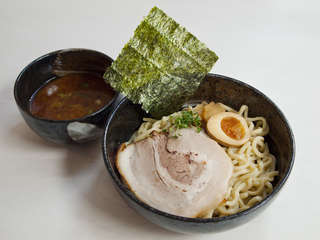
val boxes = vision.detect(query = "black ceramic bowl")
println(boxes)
[14,48,121,144]
[102,74,295,234]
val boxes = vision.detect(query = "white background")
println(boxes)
[1,0,319,239]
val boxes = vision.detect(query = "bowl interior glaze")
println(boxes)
[102,74,295,233]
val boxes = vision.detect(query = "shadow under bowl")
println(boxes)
[102,73,295,234]
[14,48,121,144]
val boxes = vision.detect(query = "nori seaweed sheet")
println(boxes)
[104,6,218,118]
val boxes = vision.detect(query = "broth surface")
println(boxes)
[30,73,115,120]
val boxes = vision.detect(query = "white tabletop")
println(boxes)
[1,0,318,239]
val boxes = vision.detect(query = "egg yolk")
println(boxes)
[221,117,245,140]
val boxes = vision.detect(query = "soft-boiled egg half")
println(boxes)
[206,112,250,147]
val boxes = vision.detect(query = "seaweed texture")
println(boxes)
[104,6,218,118]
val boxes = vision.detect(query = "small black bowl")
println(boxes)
[14,48,121,144]
[102,73,295,234]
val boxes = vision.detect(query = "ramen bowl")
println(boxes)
[14,48,121,144]
[102,73,295,233]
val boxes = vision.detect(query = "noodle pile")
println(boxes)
[130,103,278,217]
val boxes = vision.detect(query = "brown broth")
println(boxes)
[30,73,115,121]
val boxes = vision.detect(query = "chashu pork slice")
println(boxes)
[116,128,233,218]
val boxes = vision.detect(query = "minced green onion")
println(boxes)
[174,110,201,132]
[163,110,202,137]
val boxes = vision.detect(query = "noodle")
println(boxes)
[129,103,278,217]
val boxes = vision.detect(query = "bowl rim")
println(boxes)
[102,73,295,223]
[14,48,118,124]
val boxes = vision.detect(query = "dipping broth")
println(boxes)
[30,73,115,121]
